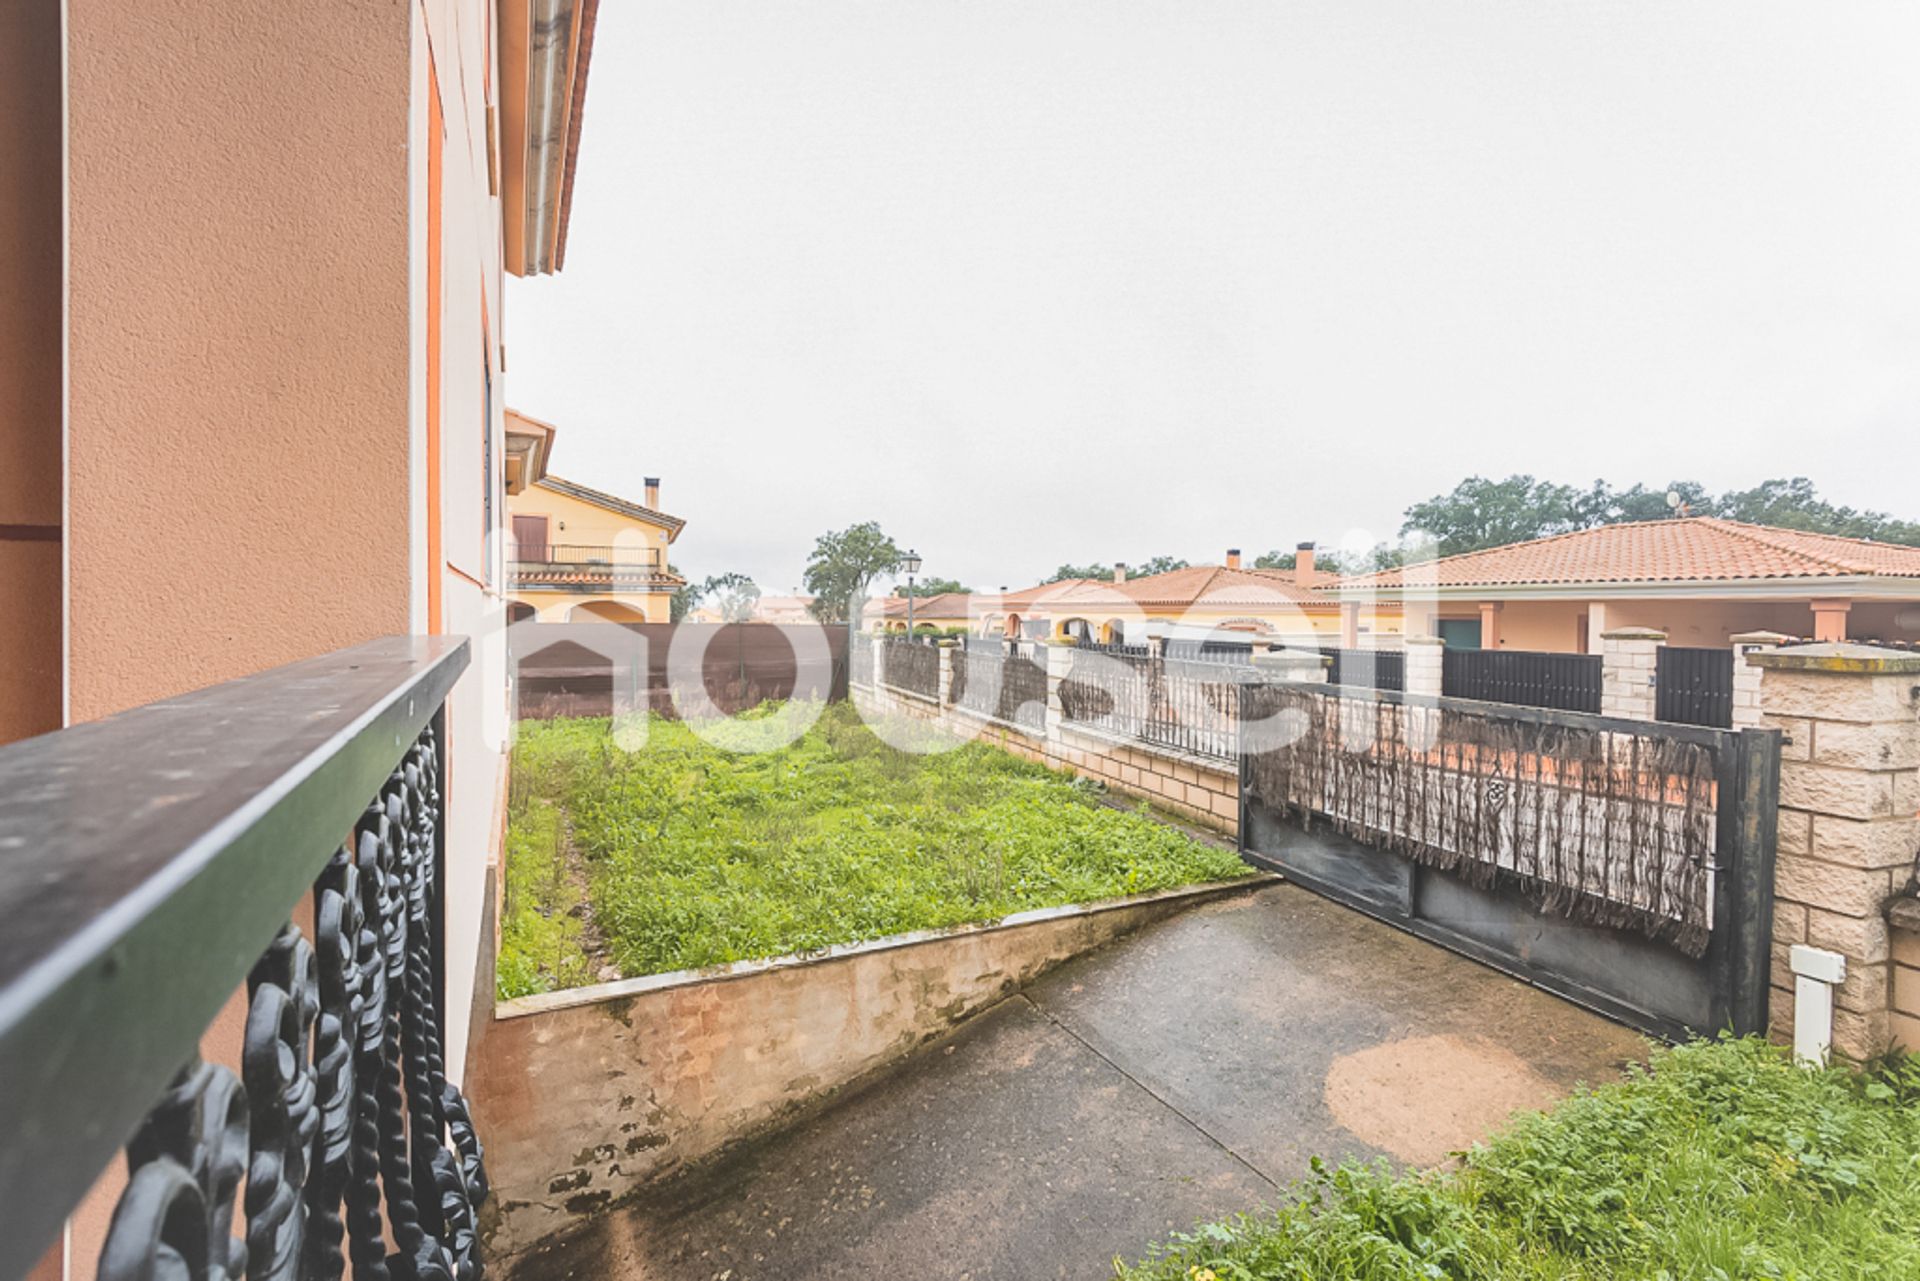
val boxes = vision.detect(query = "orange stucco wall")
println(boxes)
[0,0,63,746]
[1447,597,1919,653]
[64,0,415,723]
[52,3,499,1277]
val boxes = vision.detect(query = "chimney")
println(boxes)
[644,476,661,509]
[1225,548,1242,570]
[1295,542,1316,587]
[1113,562,1127,583]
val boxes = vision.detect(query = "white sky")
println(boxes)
[505,1,1920,595]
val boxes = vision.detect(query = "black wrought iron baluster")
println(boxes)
[306,847,362,1281]
[244,925,321,1281]
[95,717,489,1281]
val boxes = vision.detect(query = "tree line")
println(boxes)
[713,476,1918,624]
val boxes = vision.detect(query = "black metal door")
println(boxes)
[1657,647,1735,728]
[1441,648,1602,712]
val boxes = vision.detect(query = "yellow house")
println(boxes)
[506,411,686,623]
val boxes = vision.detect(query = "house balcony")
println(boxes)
[508,544,677,591]
[0,637,490,1280]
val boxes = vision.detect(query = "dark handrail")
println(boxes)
[508,543,661,566]
[0,635,470,1279]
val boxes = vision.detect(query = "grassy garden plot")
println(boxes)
[498,703,1252,998]
[1120,1038,1920,1281]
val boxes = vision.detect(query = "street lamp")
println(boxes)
[903,548,923,638]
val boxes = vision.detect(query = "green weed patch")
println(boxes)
[498,702,1251,998]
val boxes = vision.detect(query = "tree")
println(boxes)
[668,564,697,622]
[894,577,970,598]
[1400,475,1596,557]
[1714,478,1920,542]
[1044,556,1188,584]
[700,572,761,623]
[804,522,901,623]
[1398,473,1920,558]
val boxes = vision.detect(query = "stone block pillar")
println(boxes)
[1750,643,1920,1059]
[936,641,956,703]
[1600,627,1664,720]
[1043,639,1073,736]
[1404,635,1444,697]
[1729,630,1793,729]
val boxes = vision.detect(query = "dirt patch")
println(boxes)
[1323,1033,1561,1165]
[555,815,616,982]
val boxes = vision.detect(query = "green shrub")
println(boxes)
[499,702,1250,994]
[1120,1038,1920,1281]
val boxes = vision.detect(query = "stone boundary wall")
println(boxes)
[467,879,1264,1255]
[1752,644,1920,1058]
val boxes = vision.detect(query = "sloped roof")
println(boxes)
[1335,518,1920,591]
[879,592,974,618]
[533,476,685,535]
[1044,564,1343,612]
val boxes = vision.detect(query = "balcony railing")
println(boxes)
[508,543,660,567]
[0,636,484,1280]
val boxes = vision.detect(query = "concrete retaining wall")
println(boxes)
[467,879,1263,1254]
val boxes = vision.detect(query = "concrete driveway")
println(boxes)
[504,882,1647,1281]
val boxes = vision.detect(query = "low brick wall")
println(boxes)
[467,879,1264,1255]
[863,679,1242,835]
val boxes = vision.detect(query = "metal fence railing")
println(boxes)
[948,646,1049,731]
[1442,648,1603,713]
[1058,651,1251,760]
[881,637,941,699]
[1074,638,1152,659]
[1162,638,1256,664]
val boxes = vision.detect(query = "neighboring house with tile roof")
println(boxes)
[505,410,687,623]
[870,551,1403,645]
[871,592,977,633]
[868,579,1107,638]
[1040,550,1400,645]
[1332,517,1920,650]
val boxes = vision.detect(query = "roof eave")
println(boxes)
[1327,575,1920,601]
[500,0,600,278]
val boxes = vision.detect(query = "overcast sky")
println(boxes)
[504,1,1920,595]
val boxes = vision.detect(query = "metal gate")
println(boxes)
[1442,648,1602,712]
[1321,647,1407,691]
[1238,683,1780,1040]
[1657,646,1736,728]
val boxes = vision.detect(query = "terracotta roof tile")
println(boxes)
[1044,565,1345,611]
[1336,518,1920,591]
